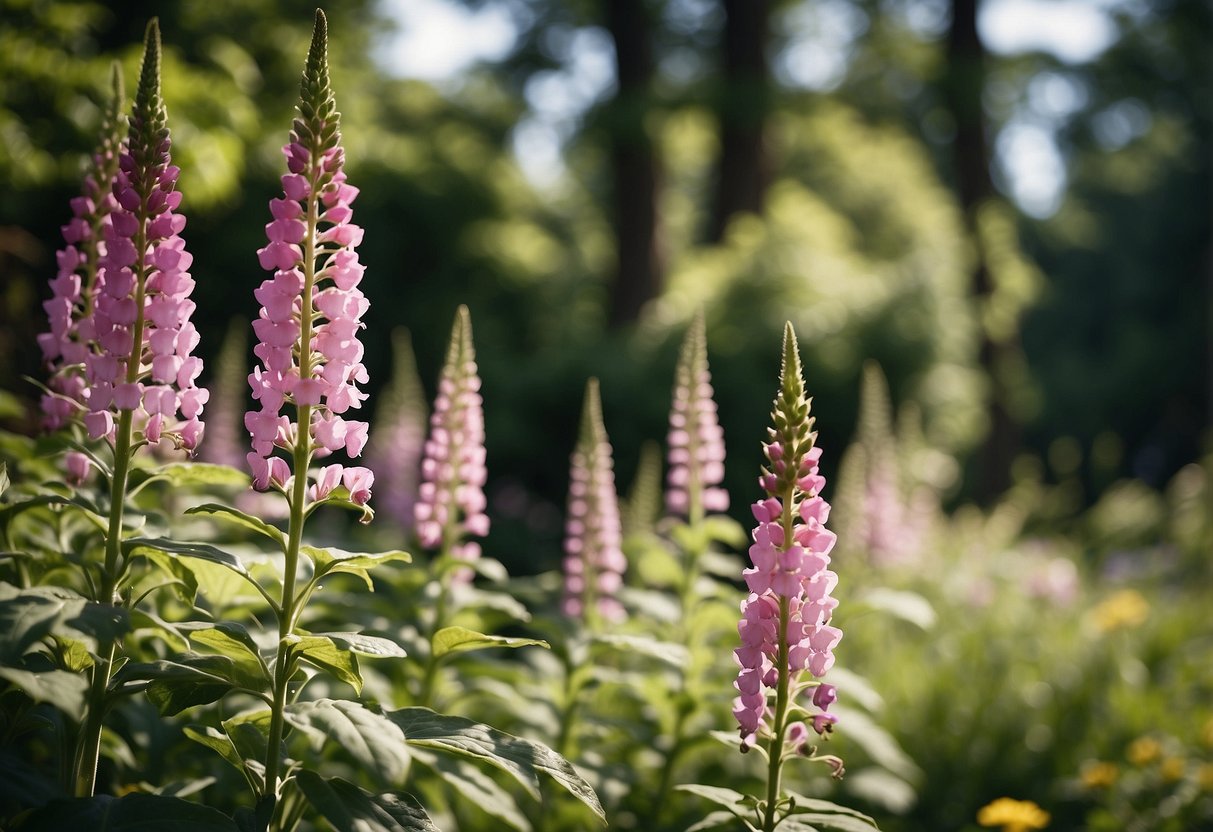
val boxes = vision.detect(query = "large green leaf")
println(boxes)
[828,707,921,782]
[183,725,244,775]
[294,771,437,832]
[431,626,547,659]
[20,793,240,831]
[0,667,89,718]
[284,699,410,783]
[289,635,363,693]
[184,503,286,548]
[676,784,750,813]
[0,587,79,662]
[188,623,270,690]
[304,545,412,578]
[411,748,532,831]
[133,462,250,491]
[123,538,276,610]
[856,588,936,630]
[223,709,273,789]
[783,793,881,828]
[116,657,241,715]
[387,707,604,822]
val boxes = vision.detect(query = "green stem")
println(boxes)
[761,479,798,832]
[74,198,148,796]
[417,578,449,708]
[261,177,320,818]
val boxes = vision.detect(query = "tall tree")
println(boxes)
[707,0,773,242]
[605,0,664,326]
[942,0,1019,499]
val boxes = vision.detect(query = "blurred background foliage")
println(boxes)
[1,0,1209,574]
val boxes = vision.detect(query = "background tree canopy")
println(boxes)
[1,0,1208,574]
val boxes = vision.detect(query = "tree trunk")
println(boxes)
[708,0,772,242]
[605,0,663,327]
[944,0,1019,500]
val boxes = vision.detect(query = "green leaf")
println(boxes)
[782,797,881,832]
[829,707,921,783]
[321,631,408,659]
[136,462,250,490]
[303,545,412,589]
[184,503,286,548]
[688,811,757,832]
[288,635,363,694]
[188,623,270,689]
[676,784,749,814]
[124,538,276,610]
[304,487,374,525]
[116,657,238,715]
[223,709,273,787]
[0,587,80,662]
[703,515,748,546]
[295,771,438,832]
[411,748,531,831]
[857,588,936,630]
[839,769,916,814]
[0,667,89,718]
[591,633,689,667]
[432,626,547,658]
[19,792,240,831]
[284,699,410,783]
[387,707,605,822]
[184,725,244,775]
[0,461,8,496]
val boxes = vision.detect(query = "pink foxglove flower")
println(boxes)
[733,323,842,751]
[38,65,126,432]
[414,307,488,578]
[244,9,372,506]
[81,26,208,453]
[562,378,627,624]
[367,328,427,533]
[666,313,728,518]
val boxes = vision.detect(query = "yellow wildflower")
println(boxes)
[1127,736,1162,766]
[977,797,1051,832]
[1090,589,1149,632]
[1197,763,1213,791]
[1080,761,1118,789]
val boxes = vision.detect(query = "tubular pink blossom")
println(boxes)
[733,323,842,751]
[413,307,488,581]
[39,65,126,434]
[666,313,729,519]
[78,35,208,453]
[244,24,371,508]
[562,378,627,624]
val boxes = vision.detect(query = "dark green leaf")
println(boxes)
[188,623,270,688]
[223,709,273,787]
[0,667,89,718]
[184,725,245,775]
[284,699,410,782]
[124,538,275,609]
[387,707,605,822]
[295,771,438,832]
[116,657,239,715]
[20,792,240,831]
[432,626,547,658]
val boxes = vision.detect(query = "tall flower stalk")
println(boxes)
[71,20,209,797]
[38,63,125,440]
[414,306,489,705]
[368,327,428,534]
[243,9,373,804]
[651,314,730,819]
[734,323,844,831]
[561,378,626,628]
